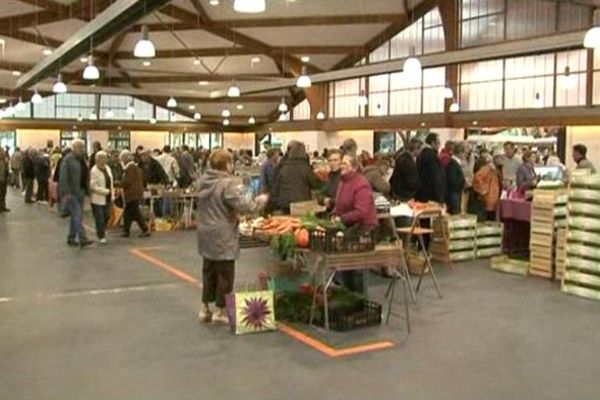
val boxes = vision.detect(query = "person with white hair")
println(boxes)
[58,139,93,247]
[89,151,114,243]
[119,150,150,238]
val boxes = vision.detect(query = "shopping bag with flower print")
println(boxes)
[225,290,277,335]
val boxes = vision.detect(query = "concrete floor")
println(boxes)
[1,188,600,400]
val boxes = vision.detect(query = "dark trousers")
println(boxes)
[0,180,6,209]
[10,169,20,188]
[446,192,462,215]
[36,178,48,202]
[91,203,111,239]
[23,178,34,203]
[123,200,148,235]
[202,258,235,308]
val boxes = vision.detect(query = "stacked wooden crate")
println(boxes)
[431,214,477,263]
[529,189,567,278]
[475,222,503,258]
[563,175,600,301]
[555,228,567,281]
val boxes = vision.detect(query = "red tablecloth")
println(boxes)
[499,199,531,222]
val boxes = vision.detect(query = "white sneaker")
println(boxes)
[198,307,213,323]
[99,238,107,244]
[212,312,229,324]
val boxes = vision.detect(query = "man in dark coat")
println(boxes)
[58,139,93,247]
[139,150,169,186]
[390,138,422,201]
[120,150,150,238]
[22,148,37,204]
[34,149,51,203]
[273,140,321,214]
[446,142,466,215]
[416,133,445,203]
[318,149,343,211]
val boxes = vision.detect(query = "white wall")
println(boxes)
[566,126,600,170]
[321,130,374,153]
[223,132,255,154]
[16,129,60,150]
[87,130,109,150]
[130,130,168,151]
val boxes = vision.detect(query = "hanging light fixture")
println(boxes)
[31,89,43,104]
[443,87,454,99]
[234,0,265,13]
[126,102,135,115]
[584,9,600,48]
[564,66,578,89]
[89,111,98,120]
[223,118,230,126]
[105,109,114,118]
[53,74,67,94]
[221,109,231,118]
[194,112,202,120]
[6,103,15,116]
[316,111,326,120]
[296,66,312,88]
[77,114,83,122]
[42,48,53,56]
[193,58,201,66]
[83,55,100,80]
[358,90,369,107]
[278,97,288,113]
[227,82,241,97]
[403,47,422,83]
[134,25,156,58]
[15,98,25,111]
[533,92,543,108]
[150,117,157,124]
[248,116,256,124]
[449,101,460,113]
[236,104,244,110]
[167,97,178,108]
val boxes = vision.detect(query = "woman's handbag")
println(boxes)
[225,288,277,335]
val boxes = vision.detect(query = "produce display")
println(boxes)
[431,214,477,263]
[563,175,600,302]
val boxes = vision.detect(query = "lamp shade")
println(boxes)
[105,109,115,118]
[248,116,256,124]
[221,109,231,117]
[443,87,454,99]
[31,90,43,104]
[584,26,600,48]
[83,57,100,80]
[167,97,177,108]
[194,112,202,120]
[227,84,241,97]
[403,56,422,82]
[449,102,460,113]
[223,118,230,126]
[278,98,288,113]
[296,66,311,88]
[53,74,67,94]
[316,111,326,120]
[134,26,156,58]
[126,104,135,115]
[89,112,97,120]
[150,117,157,124]
[234,0,265,13]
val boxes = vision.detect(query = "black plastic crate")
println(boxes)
[309,229,376,253]
[322,299,382,332]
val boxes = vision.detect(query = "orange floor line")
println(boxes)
[130,248,199,284]
[278,323,395,358]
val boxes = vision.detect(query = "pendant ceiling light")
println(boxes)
[223,118,230,126]
[53,74,67,94]
[194,112,202,120]
[248,116,256,124]
[221,109,231,117]
[15,97,25,111]
[134,26,156,58]
[403,47,422,83]
[150,117,157,124]
[278,97,288,113]
[533,92,543,108]
[316,111,326,120]
[227,82,241,97]
[89,111,98,120]
[449,102,460,113]
[83,55,100,80]
[167,97,177,108]
[296,66,312,88]
[31,89,43,104]
[358,90,369,107]
[584,9,600,48]
[77,114,83,122]
[126,102,135,115]
[105,109,114,118]
[564,66,578,89]
[443,87,454,99]
[234,0,265,13]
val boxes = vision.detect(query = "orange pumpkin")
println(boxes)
[295,228,310,248]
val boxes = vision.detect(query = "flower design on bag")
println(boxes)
[241,297,272,329]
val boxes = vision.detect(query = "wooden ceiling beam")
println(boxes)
[18,0,69,15]
[209,14,405,28]
[110,74,285,84]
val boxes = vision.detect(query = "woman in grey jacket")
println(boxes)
[196,150,268,323]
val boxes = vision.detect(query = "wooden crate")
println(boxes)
[555,228,566,281]
[490,255,529,276]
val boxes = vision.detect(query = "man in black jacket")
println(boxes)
[139,150,169,186]
[390,138,422,201]
[446,142,466,215]
[416,133,445,204]
[22,148,37,204]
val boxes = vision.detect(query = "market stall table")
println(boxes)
[499,198,531,258]
[297,244,410,333]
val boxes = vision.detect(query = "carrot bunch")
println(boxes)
[258,216,303,235]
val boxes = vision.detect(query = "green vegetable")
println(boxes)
[270,233,297,261]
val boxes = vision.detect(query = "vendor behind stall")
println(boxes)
[516,150,538,193]
[317,148,343,211]
[332,154,378,293]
